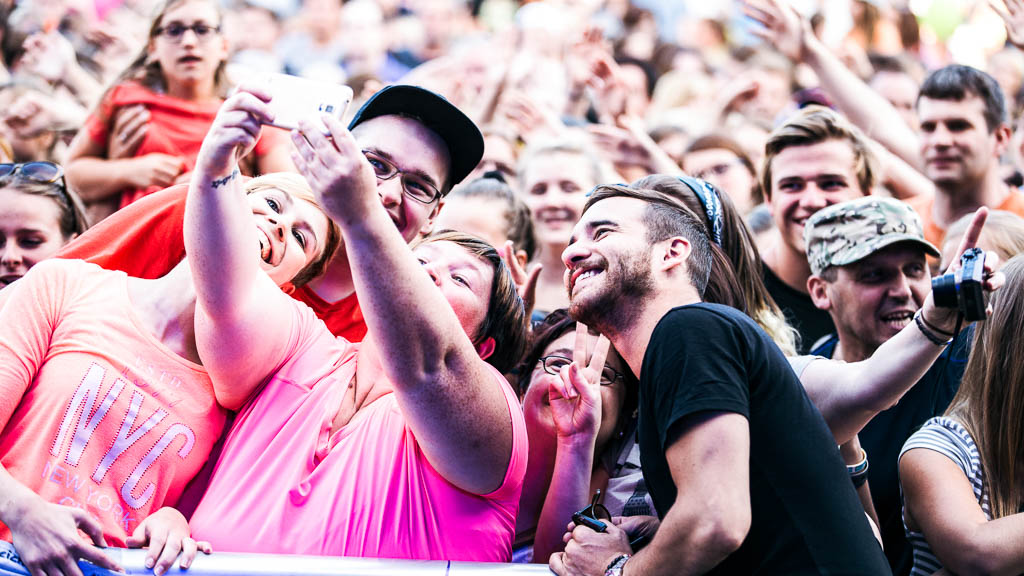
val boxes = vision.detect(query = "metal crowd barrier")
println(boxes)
[77,549,554,576]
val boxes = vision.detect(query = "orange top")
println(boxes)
[906,190,1024,249]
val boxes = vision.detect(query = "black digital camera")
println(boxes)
[932,248,987,322]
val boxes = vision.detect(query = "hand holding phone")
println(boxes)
[257,73,353,134]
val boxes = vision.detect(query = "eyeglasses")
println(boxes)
[692,160,742,181]
[537,355,624,387]
[362,150,442,205]
[155,22,221,42]
[0,162,77,231]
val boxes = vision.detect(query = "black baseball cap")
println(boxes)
[348,85,484,189]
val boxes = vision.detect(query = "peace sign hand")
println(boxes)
[548,322,611,443]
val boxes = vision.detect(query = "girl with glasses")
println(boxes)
[515,309,644,564]
[0,162,87,289]
[64,0,293,223]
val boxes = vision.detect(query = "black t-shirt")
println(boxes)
[811,330,970,576]
[639,304,891,575]
[762,265,835,354]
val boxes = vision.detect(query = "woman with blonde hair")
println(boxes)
[900,253,1024,576]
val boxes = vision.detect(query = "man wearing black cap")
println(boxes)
[53,84,484,344]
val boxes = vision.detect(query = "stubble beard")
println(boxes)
[569,249,655,335]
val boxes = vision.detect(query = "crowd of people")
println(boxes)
[5,0,1024,575]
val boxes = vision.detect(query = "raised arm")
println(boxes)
[801,209,1000,443]
[743,0,922,169]
[551,412,751,576]
[290,116,516,495]
[183,87,297,410]
[533,325,610,563]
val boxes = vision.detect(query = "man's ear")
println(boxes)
[659,237,692,272]
[280,281,297,295]
[995,123,1013,157]
[476,336,496,361]
[419,198,445,236]
[807,275,831,311]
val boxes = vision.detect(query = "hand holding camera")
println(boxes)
[921,208,1005,332]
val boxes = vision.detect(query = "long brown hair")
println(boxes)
[627,174,798,355]
[111,0,230,98]
[946,254,1024,519]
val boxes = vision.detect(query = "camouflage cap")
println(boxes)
[804,196,940,276]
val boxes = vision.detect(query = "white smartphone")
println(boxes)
[258,73,353,133]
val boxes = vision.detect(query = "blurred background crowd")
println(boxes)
[5,0,1024,219]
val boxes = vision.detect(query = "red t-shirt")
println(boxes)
[57,185,366,341]
[85,83,288,208]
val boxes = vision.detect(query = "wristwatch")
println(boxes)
[604,554,631,576]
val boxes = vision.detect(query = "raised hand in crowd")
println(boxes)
[992,0,1024,49]
[2,89,86,143]
[564,27,607,118]
[497,89,566,146]
[500,240,540,320]
[742,0,921,170]
[547,323,609,444]
[586,118,681,181]
[20,32,102,107]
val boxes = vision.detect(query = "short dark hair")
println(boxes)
[583,185,712,296]
[448,176,536,261]
[414,230,528,374]
[918,65,1007,132]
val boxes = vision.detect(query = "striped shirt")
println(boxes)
[900,417,991,576]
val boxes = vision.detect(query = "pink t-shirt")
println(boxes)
[189,300,527,561]
[0,260,226,545]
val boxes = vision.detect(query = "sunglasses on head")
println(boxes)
[0,161,64,184]
[0,162,78,230]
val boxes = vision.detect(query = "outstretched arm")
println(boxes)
[801,209,1001,443]
[183,87,297,411]
[291,116,516,495]
[743,0,922,169]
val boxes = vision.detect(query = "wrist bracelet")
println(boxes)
[605,554,630,576]
[846,448,868,475]
[847,448,870,488]
[918,310,955,337]
[914,310,953,347]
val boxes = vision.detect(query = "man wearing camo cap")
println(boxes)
[804,196,960,575]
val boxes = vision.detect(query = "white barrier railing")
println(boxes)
[74,549,553,576]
